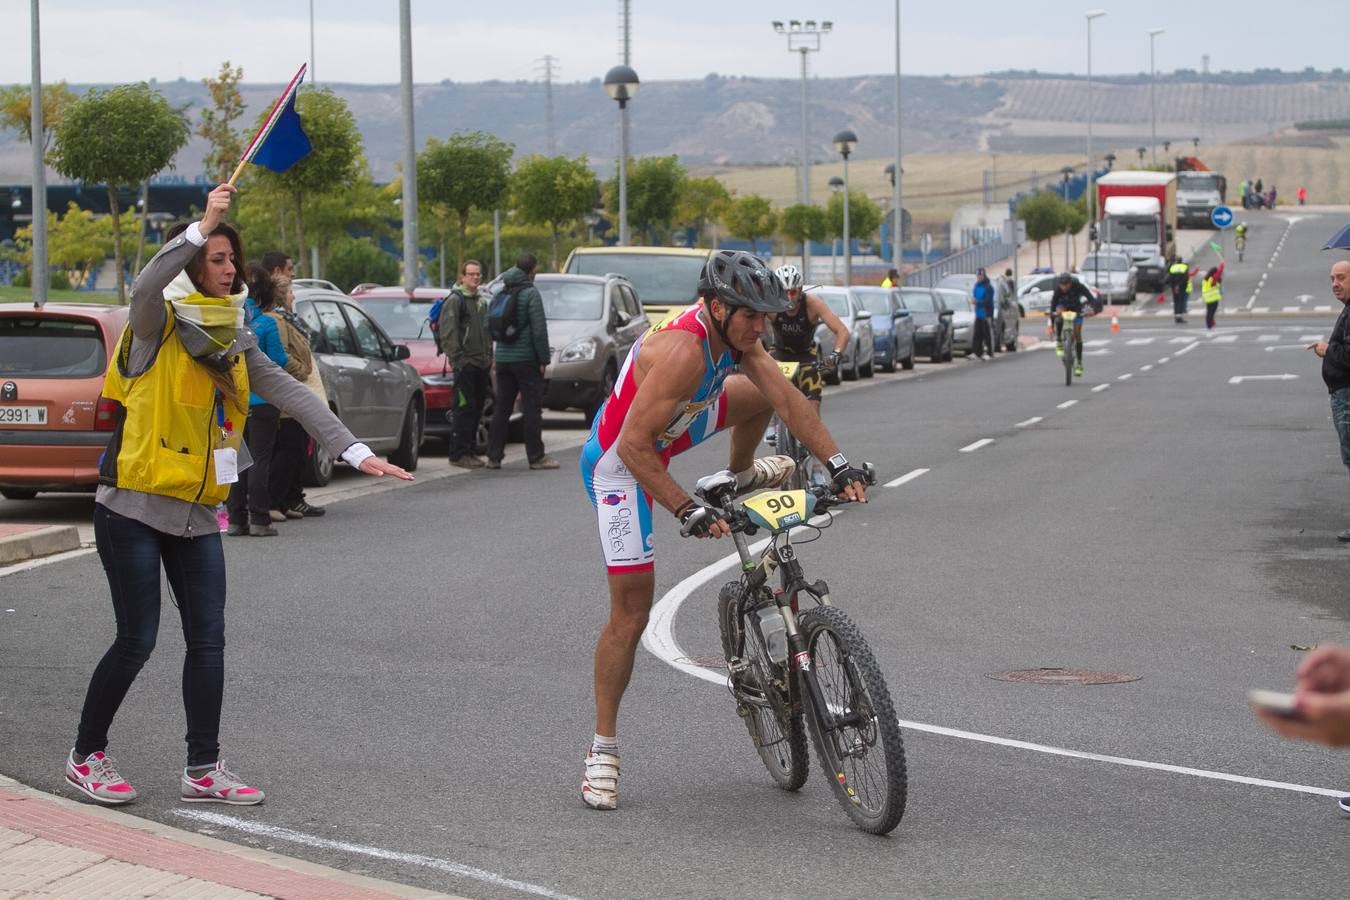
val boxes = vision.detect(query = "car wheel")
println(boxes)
[303,438,334,487]
[943,334,954,362]
[900,348,915,370]
[880,340,896,373]
[389,399,422,471]
[860,350,874,378]
[930,341,943,364]
[0,488,38,501]
[585,363,617,426]
[842,348,859,381]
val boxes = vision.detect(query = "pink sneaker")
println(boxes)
[65,750,137,805]
[181,760,265,805]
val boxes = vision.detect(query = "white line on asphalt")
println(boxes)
[1315,305,1333,312]
[1229,374,1299,384]
[1300,334,1325,342]
[1252,307,1270,313]
[959,438,995,453]
[1140,364,1154,371]
[1211,335,1238,343]
[643,546,1348,801]
[1257,335,1279,342]
[0,546,96,578]
[884,467,930,487]
[1158,357,1171,364]
[1057,400,1078,409]
[1015,416,1044,427]
[173,811,583,900]
[1084,339,1110,347]
[1169,337,1195,344]
[1265,345,1307,352]
[1091,384,1110,393]
[1125,338,1155,345]
[1174,342,1198,356]
[1117,373,1133,381]
[1283,306,1301,312]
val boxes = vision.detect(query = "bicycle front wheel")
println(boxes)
[718,583,809,791]
[1063,345,1074,385]
[772,417,809,490]
[798,605,907,834]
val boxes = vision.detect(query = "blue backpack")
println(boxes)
[487,287,521,344]
[426,290,466,355]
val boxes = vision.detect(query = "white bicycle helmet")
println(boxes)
[774,263,804,292]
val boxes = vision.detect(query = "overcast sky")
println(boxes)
[5,1,1343,86]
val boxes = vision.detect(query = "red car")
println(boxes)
[347,284,454,442]
[0,302,129,498]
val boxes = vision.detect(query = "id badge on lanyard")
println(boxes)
[211,391,241,485]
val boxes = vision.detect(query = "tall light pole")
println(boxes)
[398,0,417,288]
[1085,9,1106,227]
[891,1,903,280]
[604,65,640,247]
[828,176,844,282]
[1148,28,1164,167]
[772,19,831,273]
[833,129,857,286]
[28,0,46,308]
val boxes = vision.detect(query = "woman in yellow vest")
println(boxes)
[1202,261,1226,330]
[64,184,412,808]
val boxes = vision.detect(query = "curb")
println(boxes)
[0,525,81,565]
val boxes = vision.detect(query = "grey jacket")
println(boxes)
[437,281,491,370]
[96,229,360,537]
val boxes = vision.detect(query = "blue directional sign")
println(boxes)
[1211,205,1234,229]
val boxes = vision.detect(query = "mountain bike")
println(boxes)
[1050,309,1083,386]
[1235,231,1247,263]
[765,360,833,490]
[686,464,907,834]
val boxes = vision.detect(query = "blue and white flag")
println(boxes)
[230,64,312,182]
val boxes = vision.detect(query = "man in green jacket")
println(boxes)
[486,254,559,470]
[439,259,492,468]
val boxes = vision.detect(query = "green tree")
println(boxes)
[626,155,686,244]
[48,83,190,303]
[676,176,731,246]
[779,203,828,258]
[250,88,363,276]
[826,190,884,246]
[13,203,113,288]
[1061,196,1089,268]
[417,132,513,277]
[0,82,78,150]
[511,154,599,270]
[723,194,777,253]
[198,61,246,184]
[1015,190,1067,268]
[325,236,400,292]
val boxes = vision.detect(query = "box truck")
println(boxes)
[1096,171,1177,291]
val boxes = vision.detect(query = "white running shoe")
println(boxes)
[582,751,620,810]
[65,750,137,805]
[181,760,265,805]
[735,455,796,496]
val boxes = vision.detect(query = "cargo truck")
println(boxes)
[1096,171,1176,292]
[1174,160,1226,228]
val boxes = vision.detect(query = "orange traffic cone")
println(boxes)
[1110,309,1120,333]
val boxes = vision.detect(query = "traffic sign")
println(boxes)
[1211,205,1234,229]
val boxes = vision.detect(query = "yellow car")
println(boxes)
[562,245,709,324]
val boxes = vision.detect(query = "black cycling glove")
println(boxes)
[825,453,868,494]
[676,500,728,537]
[824,350,842,370]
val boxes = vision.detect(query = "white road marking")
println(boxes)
[1140,364,1154,371]
[0,546,97,577]
[1168,337,1195,344]
[883,467,930,487]
[172,811,583,900]
[1229,374,1299,384]
[1083,349,1110,356]
[1211,335,1238,343]
[1014,417,1043,428]
[1158,357,1171,364]
[643,541,1348,801]
[1256,335,1279,342]
[1125,338,1155,345]
[1251,307,1270,313]
[1174,342,1198,356]
[1084,339,1110,347]
[1300,334,1325,342]
[959,438,995,453]
[1117,373,1133,381]
[1283,306,1301,312]
[1057,400,1078,409]
[1091,384,1110,393]
[1315,305,1333,312]
[1264,345,1307,352]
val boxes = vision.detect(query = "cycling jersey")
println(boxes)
[580,302,738,573]
[771,298,818,361]
[1050,281,1095,314]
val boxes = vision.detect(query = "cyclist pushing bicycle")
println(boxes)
[577,249,868,811]
[1048,272,1099,378]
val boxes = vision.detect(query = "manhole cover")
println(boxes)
[985,667,1140,685]
[681,656,728,670]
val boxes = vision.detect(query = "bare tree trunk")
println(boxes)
[107,186,127,304]
[134,180,150,274]
[550,224,560,271]
[456,211,469,279]
[1047,236,1054,271]
[293,192,307,277]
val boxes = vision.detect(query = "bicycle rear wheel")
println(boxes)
[798,605,907,834]
[772,417,810,490]
[718,583,808,791]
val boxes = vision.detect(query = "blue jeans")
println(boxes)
[77,504,228,766]
[1332,388,1350,471]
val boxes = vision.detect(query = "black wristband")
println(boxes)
[825,453,849,477]
[674,499,697,521]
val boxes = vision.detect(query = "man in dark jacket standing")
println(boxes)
[439,259,491,468]
[972,268,995,360]
[486,254,559,470]
[1310,258,1350,542]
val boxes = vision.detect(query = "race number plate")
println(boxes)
[743,489,815,533]
[0,405,47,425]
[776,361,800,379]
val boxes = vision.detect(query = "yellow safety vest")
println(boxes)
[1202,276,1221,305]
[99,306,249,506]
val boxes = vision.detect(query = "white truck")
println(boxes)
[1175,170,1225,229]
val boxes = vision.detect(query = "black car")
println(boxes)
[897,287,954,363]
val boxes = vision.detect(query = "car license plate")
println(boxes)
[0,405,47,425]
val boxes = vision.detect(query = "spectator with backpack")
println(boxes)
[485,254,559,470]
[438,260,492,469]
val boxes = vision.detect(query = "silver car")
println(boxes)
[1018,273,1104,314]
[1076,252,1139,304]
[293,285,426,484]
[935,288,976,356]
[812,286,875,383]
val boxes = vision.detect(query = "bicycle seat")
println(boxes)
[694,470,737,504]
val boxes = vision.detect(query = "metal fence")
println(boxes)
[905,240,1016,288]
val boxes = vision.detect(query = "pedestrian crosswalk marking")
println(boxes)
[1126,338,1155,345]
[1211,335,1238,343]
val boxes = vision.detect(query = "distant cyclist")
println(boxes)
[577,249,868,811]
[1048,272,1098,377]
[1235,221,1249,262]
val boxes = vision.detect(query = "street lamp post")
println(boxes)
[833,130,857,286]
[891,0,903,282]
[1085,10,1106,226]
[828,176,844,283]
[1149,28,1164,167]
[1061,166,1075,269]
[603,65,640,247]
[28,0,46,308]
[772,19,831,275]
[399,0,416,289]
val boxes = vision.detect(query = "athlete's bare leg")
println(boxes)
[721,374,775,473]
[594,568,655,736]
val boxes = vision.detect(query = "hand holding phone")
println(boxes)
[1248,689,1302,720]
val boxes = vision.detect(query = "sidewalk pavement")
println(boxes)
[0,524,80,567]
[0,774,464,899]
